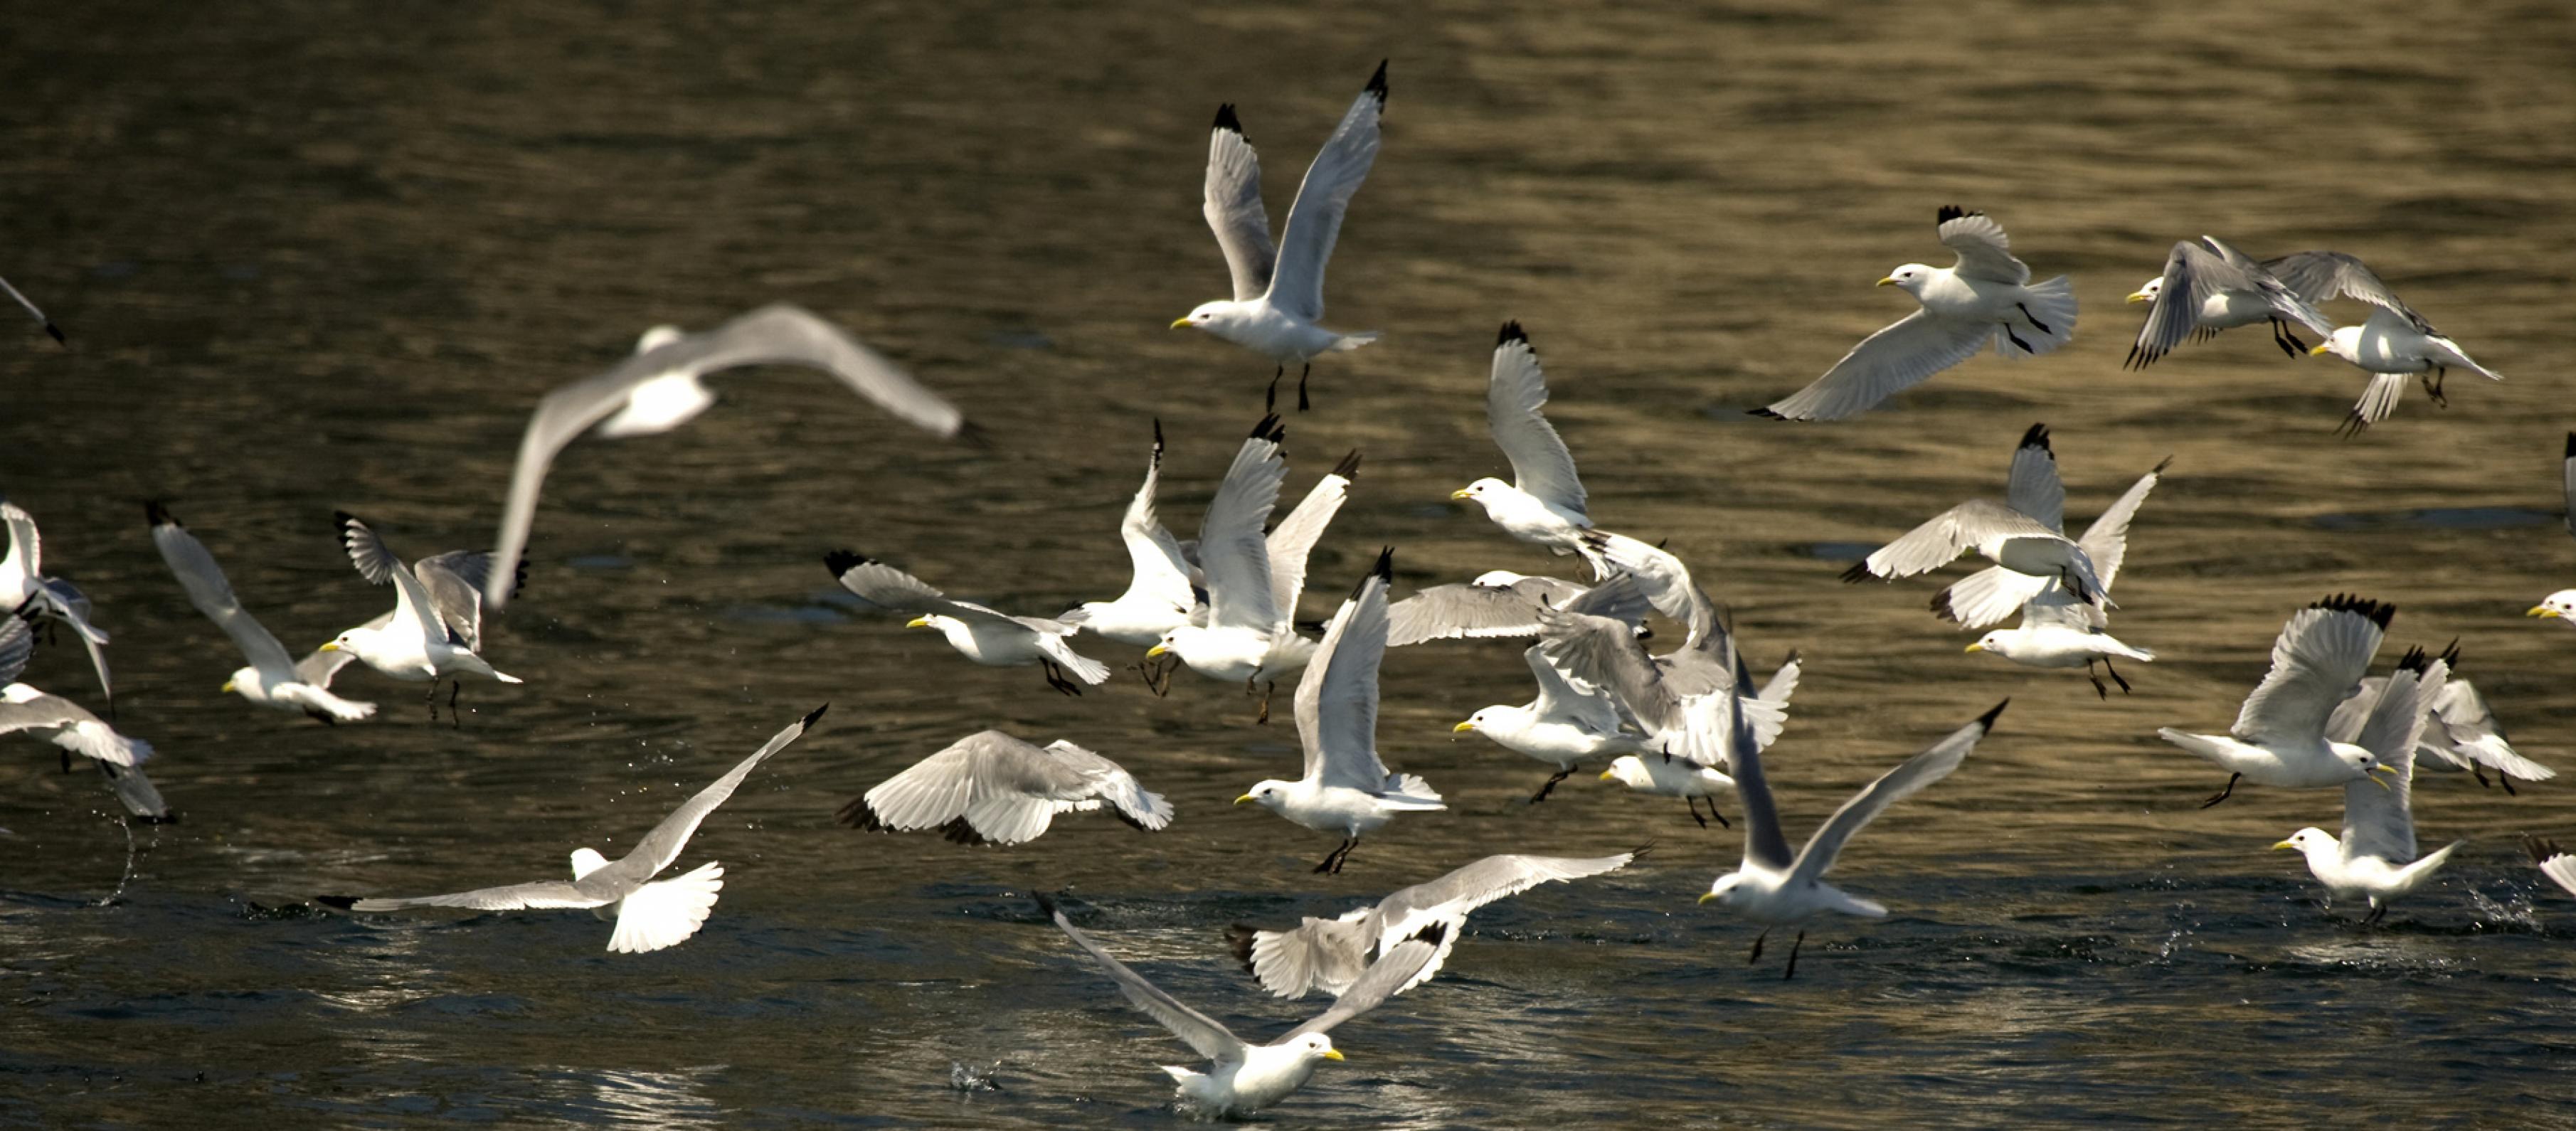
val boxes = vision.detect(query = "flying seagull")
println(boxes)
[1840,423,2112,606]
[2121,235,2334,368]
[2156,595,2398,807]
[0,499,112,708]
[836,731,1171,845]
[2273,647,2459,926]
[1450,322,1606,575]
[2267,251,2501,434]
[145,503,376,723]
[322,512,523,721]
[0,607,169,821]
[320,706,824,953]
[1172,61,1389,410]
[2530,433,2576,624]
[825,553,1109,696]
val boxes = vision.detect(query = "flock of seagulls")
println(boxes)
[3,56,2570,1117]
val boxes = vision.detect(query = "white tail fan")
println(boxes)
[607,861,725,954]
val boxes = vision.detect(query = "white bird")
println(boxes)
[825,553,1108,696]
[1172,61,1388,411]
[835,730,1172,845]
[2324,647,2553,790]
[1700,679,2007,979]
[1599,654,1803,829]
[322,513,523,721]
[2528,432,2576,624]
[321,706,822,953]
[2274,647,2461,925]
[1386,570,1594,647]
[1237,549,1444,874]
[1150,415,1358,721]
[1058,422,1197,691]
[1755,206,2077,421]
[2265,252,2502,434]
[2156,595,2399,807]
[2526,837,2576,901]
[1583,530,1800,700]
[2121,236,2335,368]
[1840,423,2113,606]
[1037,892,1438,1117]
[0,610,169,821]
[0,499,112,706]
[1449,575,1685,804]
[1227,848,1643,999]
[1951,436,2168,697]
[144,502,376,723]
[1450,322,1606,575]
[483,304,972,610]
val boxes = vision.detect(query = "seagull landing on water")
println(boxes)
[319,706,823,953]
[2122,236,2336,368]
[1449,322,1608,575]
[1172,61,1388,411]
[2274,647,2461,926]
[2156,595,2399,808]
[1037,893,1440,1117]
[1754,206,2076,421]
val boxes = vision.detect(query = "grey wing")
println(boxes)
[486,368,638,610]
[97,761,169,820]
[2341,658,2443,864]
[2234,598,2390,745]
[852,733,999,832]
[1487,326,1587,518]
[1939,209,2030,285]
[1390,850,1641,922]
[1266,452,1357,629]
[2431,679,2554,782]
[2535,841,2576,899]
[1280,923,1444,1041]
[146,510,299,681]
[1860,499,2048,580]
[2201,237,2336,337]
[2004,423,2064,533]
[1265,63,1387,322]
[1239,913,1378,999]
[825,556,986,623]
[51,585,112,701]
[1524,644,1621,732]
[1721,680,1797,871]
[1787,701,2005,886]
[295,640,368,687]
[2128,241,2220,368]
[349,880,606,913]
[1939,566,2052,630]
[0,695,98,737]
[1114,425,1197,612]
[1760,309,1996,421]
[335,512,406,585]
[2262,251,2429,331]
[2017,582,2099,632]
[1,502,41,575]
[2076,460,2167,595]
[1041,740,1174,832]
[2321,676,2379,745]
[1046,901,1244,1061]
[1204,105,1276,302]
[1756,651,1803,704]
[1198,419,1288,633]
[608,706,822,883]
[0,614,30,684]
[415,552,495,650]
[1387,583,1548,646]
[1294,555,1394,790]
[1586,531,1700,630]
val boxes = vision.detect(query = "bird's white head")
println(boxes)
[1963,631,2013,658]
[1146,626,1189,659]
[1453,708,1498,737]
[907,614,958,633]
[221,665,260,696]
[1291,1032,1344,1063]
[1878,264,1934,294]
[2126,277,2163,304]
[319,629,364,658]
[634,325,687,354]
[1234,780,1290,810]
[1172,301,1246,335]
[2272,827,2334,856]
[1599,755,1650,788]
[1698,873,1745,906]
[2309,326,2360,363]
[2529,590,2576,622]
[568,846,611,880]
[1450,477,1510,504]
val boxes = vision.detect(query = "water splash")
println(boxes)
[948,1060,1004,1094]
[96,814,139,908]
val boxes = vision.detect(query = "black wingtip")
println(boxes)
[332,509,359,529]
[2018,422,2050,452]
[2151,455,2175,475]
[1976,699,2010,729]
[2439,637,2462,668]
[1747,407,1790,420]
[1331,449,1362,479]
[1212,102,1244,134]
[940,818,992,846]
[1627,841,1658,863]
[43,322,65,346]
[1497,320,1528,347]
[1936,204,1980,225]
[1838,561,1874,584]
[1347,547,1394,600]
[1406,920,1446,947]
[2530,836,2564,864]
[1223,924,1259,972]
[314,895,357,910]
[802,703,830,728]
[144,500,176,527]
[2396,645,2430,674]
[823,549,869,576]
[1033,891,1062,919]
[834,795,890,830]
[1152,418,1165,454]
[1247,412,1286,444]
[1365,59,1389,100]
[1929,585,1960,623]
[2312,593,2395,630]
[953,420,993,450]
[2563,432,2574,460]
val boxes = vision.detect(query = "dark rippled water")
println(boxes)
[6,1,2576,1125]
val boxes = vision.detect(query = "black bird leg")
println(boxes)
[1311,838,1356,874]
[1528,766,1576,805]
[1747,930,1769,964]
[1041,660,1082,696]
[2362,902,2389,928]
[2085,662,2110,701]
[1254,680,1274,725]
[425,680,440,723]
[2421,368,2449,407]
[1297,363,1312,412]
[2101,657,2132,694]
[1686,797,1710,829]
[1266,371,1281,411]
[447,681,462,728]
[2272,318,2307,356]
[1782,930,1807,980]
[2198,772,2242,809]
[2501,773,2519,797]
[2003,325,2035,353]
[60,749,71,773]
[2015,302,2053,335]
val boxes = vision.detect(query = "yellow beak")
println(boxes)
[1452,721,1475,733]
[1598,769,1616,782]
[2307,344,2331,356]
[2530,605,2560,619]
[2125,291,2151,304]
[906,617,934,629]
[1963,642,1985,654]
[220,679,235,693]
[1170,316,1193,329]
[1146,643,1170,657]
[1322,1049,1345,1062]
[317,641,340,652]
[1233,794,1256,805]
[2270,839,2297,851]
[1875,276,1897,287]
[2364,767,2395,792]
[1448,488,1473,500]
[1697,891,1717,904]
